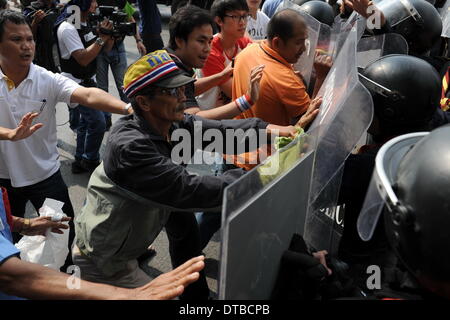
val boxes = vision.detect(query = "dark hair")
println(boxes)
[0,10,28,42]
[169,5,214,50]
[267,9,305,42]
[0,0,7,10]
[211,0,249,20]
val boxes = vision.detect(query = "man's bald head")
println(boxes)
[267,9,307,43]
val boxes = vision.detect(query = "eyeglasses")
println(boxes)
[224,14,250,22]
[159,86,186,99]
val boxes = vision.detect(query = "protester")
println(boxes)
[73,50,318,300]
[0,9,131,270]
[246,0,270,40]
[196,0,252,109]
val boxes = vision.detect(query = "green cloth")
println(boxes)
[258,132,306,186]
[124,1,135,19]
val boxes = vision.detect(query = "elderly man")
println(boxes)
[0,9,131,268]
[73,49,312,300]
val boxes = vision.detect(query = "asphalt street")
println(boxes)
[23,6,221,298]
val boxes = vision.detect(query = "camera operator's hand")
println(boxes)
[31,10,46,27]
[98,19,114,42]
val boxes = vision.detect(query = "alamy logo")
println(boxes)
[170,121,281,175]
[66,265,81,290]
[366,265,381,290]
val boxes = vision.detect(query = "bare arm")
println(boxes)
[219,77,233,98]
[188,65,265,120]
[0,255,204,300]
[70,20,113,67]
[194,64,233,96]
[70,87,130,115]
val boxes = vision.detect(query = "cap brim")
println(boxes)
[155,72,195,88]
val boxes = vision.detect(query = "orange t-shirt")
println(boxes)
[233,42,310,126]
[229,42,310,171]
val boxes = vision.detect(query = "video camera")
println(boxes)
[89,6,136,39]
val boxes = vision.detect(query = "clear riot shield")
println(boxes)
[357,33,409,68]
[303,27,374,255]
[219,130,317,300]
[373,0,423,27]
[441,0,450,38]
[332,11,366,60]
[274,0,332,90]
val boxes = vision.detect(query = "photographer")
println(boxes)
[96,0,145,130]
[55,0,114,173]
[23,0,61,72]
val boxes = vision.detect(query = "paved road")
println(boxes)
[23,8,221,298]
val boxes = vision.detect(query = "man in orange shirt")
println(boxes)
[233,8,331,126]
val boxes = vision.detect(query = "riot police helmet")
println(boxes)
[298,0,335,26]
[359,54,440,133]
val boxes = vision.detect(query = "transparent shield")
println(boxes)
[303,27,374,254]
[219,129,317,300]
[441,0,450,38]
[332,11,366,60]
[357,33,409,68]
[358,132,428,241]
[275,0,330,90]
[373,0,422,27]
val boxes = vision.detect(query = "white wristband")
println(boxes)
[124,103,132,114]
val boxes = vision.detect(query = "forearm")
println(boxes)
[0,127,12,140]
[72,87,128,115]
[11,216,25,233]
[195,72,230,96]
[219,78,232,98]
[0,257,130,300]
[73,42,103,66]
[192,100,242,120]
[312,76,326,99]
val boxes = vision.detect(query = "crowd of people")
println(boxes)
[0,0,449,301]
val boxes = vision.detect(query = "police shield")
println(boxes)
[219,130,317,300]
[440,0,450,38]
[303,26,374,254]
[357,132,428,241]
[357,33,409,68]
[275,0,332,90]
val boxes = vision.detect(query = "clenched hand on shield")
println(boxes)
[313,52,333,80]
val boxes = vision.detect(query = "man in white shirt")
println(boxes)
[56,0,114,174]
[0,9,131,269]
[246,0,270,40]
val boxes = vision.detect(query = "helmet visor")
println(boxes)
[373,0,423,27]
[357,132,429,241]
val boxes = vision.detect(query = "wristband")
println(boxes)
[20,218,31,235]
[235,94,253,112]
[124,103,132,114]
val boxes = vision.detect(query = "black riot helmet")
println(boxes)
[292,0,325,7]
[358,126,450,298]
[379,0,442,54]
[359,54,440,136]
[298,0,335,26]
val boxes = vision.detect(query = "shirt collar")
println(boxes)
[260,41,292,68]
[0,63,36,91]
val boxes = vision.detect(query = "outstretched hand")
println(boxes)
[246,64,265,104]
[22,216,71,236]
[313,52,333,80]
[7,112,43,141]
[132,255,205,300]
[296,97,322,129]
